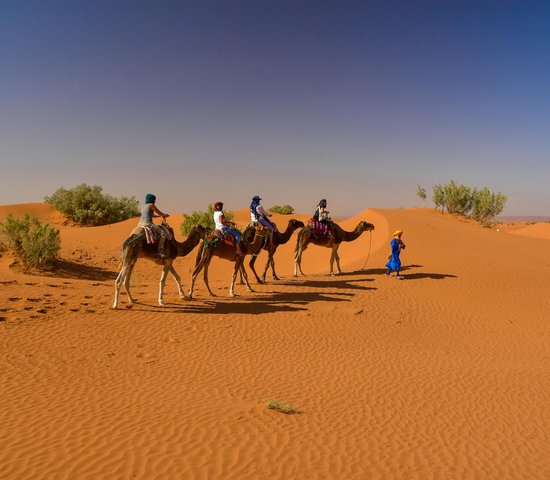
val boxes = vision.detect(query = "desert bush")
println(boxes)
[269,204,294,215]
[444,180,472,215]
[180,204,234,236]
[44,183,139,226]
[432,183,446,212]
[416,185,427,206]
[471,188,507,224]
[431,181,507,224]
[0,214,61,269]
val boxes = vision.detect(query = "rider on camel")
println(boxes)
[250,195,277,242]
[213,201,243,256]
[138,193,170,258]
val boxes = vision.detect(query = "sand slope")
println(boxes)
[510,222,550,241]
[1,205,549,479]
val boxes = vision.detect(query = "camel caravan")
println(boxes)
[112,195,374,309]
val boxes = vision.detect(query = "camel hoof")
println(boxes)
[111,305,118,310]
[247,289,254,293]
[229,293,235,298]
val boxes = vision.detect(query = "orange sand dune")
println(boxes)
[1,204,549,479]
[510,222,550,241]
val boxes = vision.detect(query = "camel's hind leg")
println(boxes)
[241,263,254,293]
[158,262,172,305]
[203,261,216,297]
[249,254,264,284]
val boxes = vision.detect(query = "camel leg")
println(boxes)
[270,257,280,280]
[294,243,307,276]
[229,263,238,297]
[249,254,264,284]
[112,265,128,309]
[158,263,171,305]
[169,265,187,300]
[241,262,254,293]
[203,260,216,297]
[189,251,208,299]
[335,249,342,275]
[123,260,137,303]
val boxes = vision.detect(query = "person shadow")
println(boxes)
[354,265,457,280]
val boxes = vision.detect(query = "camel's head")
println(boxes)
[289,219,305,230]
[359,221,375,232]
[192,224,208,236]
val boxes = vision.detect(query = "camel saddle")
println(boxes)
[129,224,173,245]
[208,229,238,248]
[309,218,333,240]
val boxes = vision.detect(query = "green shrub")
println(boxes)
[269,204,294,215]
[430,181,507,224]
[181,204,234,236]
[471,188,507,224]
[432,183,446,212]
[44,183,139,226]
[416,185,427,206]
[0,214,61,269]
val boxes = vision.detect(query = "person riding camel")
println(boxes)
[138,193,170,258]
[250,195,277,243]
[213,201,243,256]
[313,198,332,224]
[312,198,333,238]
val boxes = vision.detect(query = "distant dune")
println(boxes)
[1,203,549,479]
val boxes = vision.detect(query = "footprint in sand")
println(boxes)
[0,316,6,322]
[69,308,79,312]
[8,297,22,302]
[26,298,41,302]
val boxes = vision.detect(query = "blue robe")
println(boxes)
[386,238,401,272]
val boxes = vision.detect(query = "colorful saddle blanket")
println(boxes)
[310,219,331,238]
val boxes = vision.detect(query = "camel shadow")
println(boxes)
[44,260,118,281]
[118,290,353,315]
[353,265,456,280]
[289,277,375,291]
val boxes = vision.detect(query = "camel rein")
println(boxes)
[361,230,373,270]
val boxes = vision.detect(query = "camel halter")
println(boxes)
[361,230,373,270]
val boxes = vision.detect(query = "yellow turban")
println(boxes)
[393,230,403,237]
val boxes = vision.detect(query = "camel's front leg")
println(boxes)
[240,263,254,293]
[158,263,171,305]
[169,265,187,300]
[270,256,280,280]
[249,254,264,284]
[334,249,342,275]
[123,260,138,303]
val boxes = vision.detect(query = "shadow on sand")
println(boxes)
[45,260,118,281]
[118,289,356,315]
[353,265,456,280]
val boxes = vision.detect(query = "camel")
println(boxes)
[294,220,375,276]
[247,219,305,283]
[188,225,266,298]
[112,224,207,309]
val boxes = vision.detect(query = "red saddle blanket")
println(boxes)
[310,219,331,237]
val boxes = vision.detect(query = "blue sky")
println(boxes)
[1,0,549,216]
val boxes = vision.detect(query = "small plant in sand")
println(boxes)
[269,205,294,215]
[416,185,427,206]
[45,183,139,226]
[0,214,61,269]
[180,204,234,236]
[265,399,299,415]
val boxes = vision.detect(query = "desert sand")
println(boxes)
[1,204,549,479]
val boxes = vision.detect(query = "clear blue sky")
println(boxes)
[1,0,549,216]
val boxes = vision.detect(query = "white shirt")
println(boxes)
[251,204,269,222]
[213,211,224,230]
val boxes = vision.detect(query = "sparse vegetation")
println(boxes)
[265,399,300,415]
[180,204,234,236]
[430,180,507,224]
[0,214,61,269]
[44,183,139,226]
[269,205,294,215]
[416,185,427,206]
